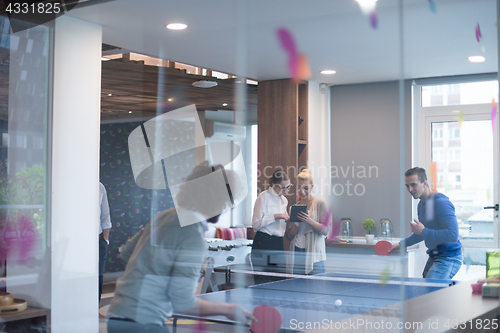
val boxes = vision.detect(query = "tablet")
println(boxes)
[290,205,308,222]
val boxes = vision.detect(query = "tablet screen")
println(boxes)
[290,205,308,222]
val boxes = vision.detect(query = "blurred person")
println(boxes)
[285,169,329,275]
[99,182,111,305]
[106,162,254,332]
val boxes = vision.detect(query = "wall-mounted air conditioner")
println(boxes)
[205,120,246,141]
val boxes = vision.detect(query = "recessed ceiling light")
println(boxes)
[108,93,112,97]
[222,103,228,106]
[468,56,485,63]
[129,111,132,113]
[166,23,188,30]
[168,98,173,101]
[320,70,337,75]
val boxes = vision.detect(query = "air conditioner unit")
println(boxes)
[205,120,246,141]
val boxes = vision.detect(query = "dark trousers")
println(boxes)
[99,235,108,304]
[251,231,285,284]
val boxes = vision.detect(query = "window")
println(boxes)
[456,175,461,183]
[421,81,499,107]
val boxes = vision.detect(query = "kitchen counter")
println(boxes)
[324,237,425,278]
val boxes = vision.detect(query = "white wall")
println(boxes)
[51,16,102,333]
[308,82,332,202]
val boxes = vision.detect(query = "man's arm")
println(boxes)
[119,228,144,263]
[421,200,459,243]
[400,232,423,249]
[180,299,255,322]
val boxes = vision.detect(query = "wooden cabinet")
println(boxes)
[257,79,308,207]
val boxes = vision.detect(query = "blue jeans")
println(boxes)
[422,254,462,279]
[99,236,108,303]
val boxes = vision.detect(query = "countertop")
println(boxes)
[326,237,419,252]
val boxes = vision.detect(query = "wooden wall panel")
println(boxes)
[257,79,307,207]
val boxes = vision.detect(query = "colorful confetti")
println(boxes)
[370,10,378,29]
[492,99,497,133]
[476,23,482,43]
[428,0,437,13]
[425,195,435,221]
[430,161,438,194]
[297,54,311,80]
[277,28,299,79]
[380,265,391,286]
[458,110,464,128]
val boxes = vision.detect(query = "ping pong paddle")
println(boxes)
[375,240,392,256]
[250,305,282,333]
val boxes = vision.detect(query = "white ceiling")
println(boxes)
[69,0,498,85]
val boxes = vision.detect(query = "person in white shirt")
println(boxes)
[99,182,111,304]
[251,170,291,283]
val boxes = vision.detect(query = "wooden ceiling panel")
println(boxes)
[100,59,258,120]
[0,55,258,121]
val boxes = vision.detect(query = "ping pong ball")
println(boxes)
[335,300,342,306]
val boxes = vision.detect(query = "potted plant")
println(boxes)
[363,218,375,244]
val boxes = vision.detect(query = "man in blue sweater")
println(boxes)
[389,167,462,279]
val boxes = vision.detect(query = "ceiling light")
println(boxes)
[108,93,112,96]
[468,56,485,63]
[321,70,337,75]
[166,23,188,30]
[129,111,132,113]
[355,0,378,15]
[222,103,228,106]
[192,80,218,88]
[168,98,173,101]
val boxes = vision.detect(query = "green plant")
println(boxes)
[363,219,375,234]
[0,165,45,232]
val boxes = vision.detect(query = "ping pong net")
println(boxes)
[231,269,454,289]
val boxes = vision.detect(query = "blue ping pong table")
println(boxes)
[172,272,456,332]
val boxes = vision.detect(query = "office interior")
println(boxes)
[0,0,499,332]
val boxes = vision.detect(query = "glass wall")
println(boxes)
[1,0,498,332]
[0,14,52,328]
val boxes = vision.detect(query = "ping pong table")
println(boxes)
[172,272,456,332]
